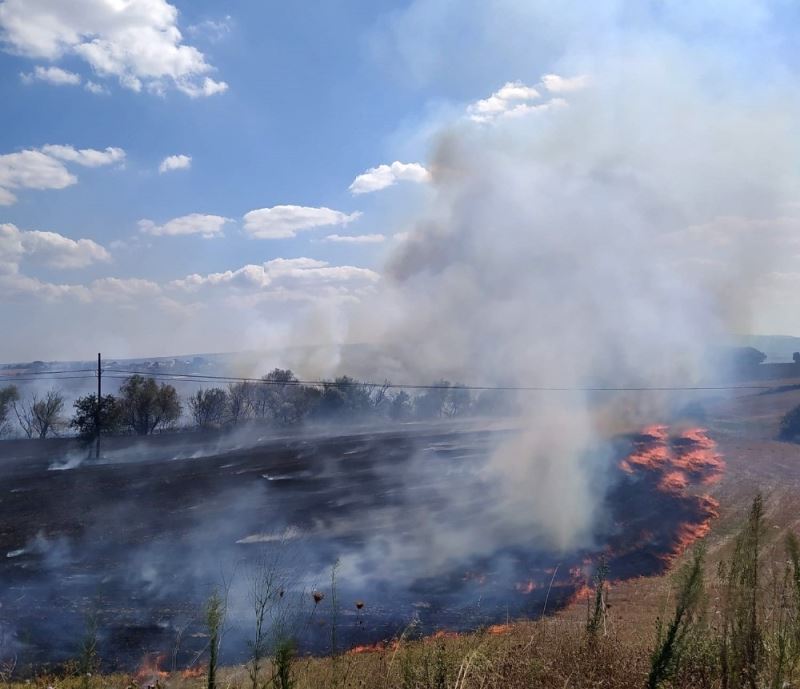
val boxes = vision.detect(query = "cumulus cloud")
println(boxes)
[348,161,430,195]
[323,234,386,244]
[171,257,379,294]
[0,0,228,97]
[0,223,110,272]
[0,145,124,205]
[20,65,80,85]
[138,213,230,238]
[158,154,192,173]
[41,144,125,167]
[0,150,77,205]
[243,205,362,239]
[467,78,571,123]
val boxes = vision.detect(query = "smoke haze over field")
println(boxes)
[2,0,800,669]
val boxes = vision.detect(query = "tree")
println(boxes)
[70,394,124,441]
[315,376,375,421]
[443,384,472,417]
[0,385,19,437]
[389,390,413,421]
[119,375,181,435]
[414,381,453,418]
[14,389,65,439]
[188,388,229,429]
[794,352,800,365]
[227,382,255,425]
[779,404,800,443]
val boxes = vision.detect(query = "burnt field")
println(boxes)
[0,422,722,671]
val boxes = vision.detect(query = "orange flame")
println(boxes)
[135,653,169,683]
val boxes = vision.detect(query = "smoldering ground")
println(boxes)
[0,420,722,670]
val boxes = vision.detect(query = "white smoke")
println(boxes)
[317,12,800,551]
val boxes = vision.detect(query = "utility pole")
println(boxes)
[95,352,101,459]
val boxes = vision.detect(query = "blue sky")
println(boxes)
[1,0,799,364]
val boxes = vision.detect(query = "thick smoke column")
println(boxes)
[332,32,800,551]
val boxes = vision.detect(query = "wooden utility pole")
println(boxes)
[95,352,101,459]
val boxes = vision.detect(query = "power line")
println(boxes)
[100,368,779,393]
[0,369,95,378]
[0,366,784,393]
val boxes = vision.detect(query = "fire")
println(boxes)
[181,667,204,679]
[658,470,689,493]
[486,623,512,635]
[515,580,537,594]
[429,630,460,641]
[135,653,169,684]
[619,426,724,490]
[347,639,398,655]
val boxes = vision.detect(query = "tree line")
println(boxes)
[0,369,506,442]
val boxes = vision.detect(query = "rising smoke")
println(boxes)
[324,10,800,552]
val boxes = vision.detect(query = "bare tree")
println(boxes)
[14,389,65,439]
[0,386,19,438]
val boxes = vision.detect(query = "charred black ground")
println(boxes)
[0,423,720,671]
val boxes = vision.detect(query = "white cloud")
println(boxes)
[243,205,362,239]
[138,213,230,238]
[0,149,77,205]
[84,80,108,95]
[541,73,589,93]
[466,76,576,123]
[0,145,124,205]
[158,154,192,173]
[349,161,431,195]
[0,273,160,302]
[20,65,80,85]
[187,16,233,42]
[323,233,386,244]
[171,257,379,293]
[0,223,110,272]
[41,144,125,167]
[0,0,228,97]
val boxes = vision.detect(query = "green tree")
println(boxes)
[70,393,124,441]
[188,388,229,429]
[119,375,181,435]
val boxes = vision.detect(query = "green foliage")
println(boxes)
[271,639,295,689]
[118,375,181,435]
[720,494,765,689]
[70,394,124,441]
[587,557,609,637]
[188,387,229,429]
[647,546,706,688]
